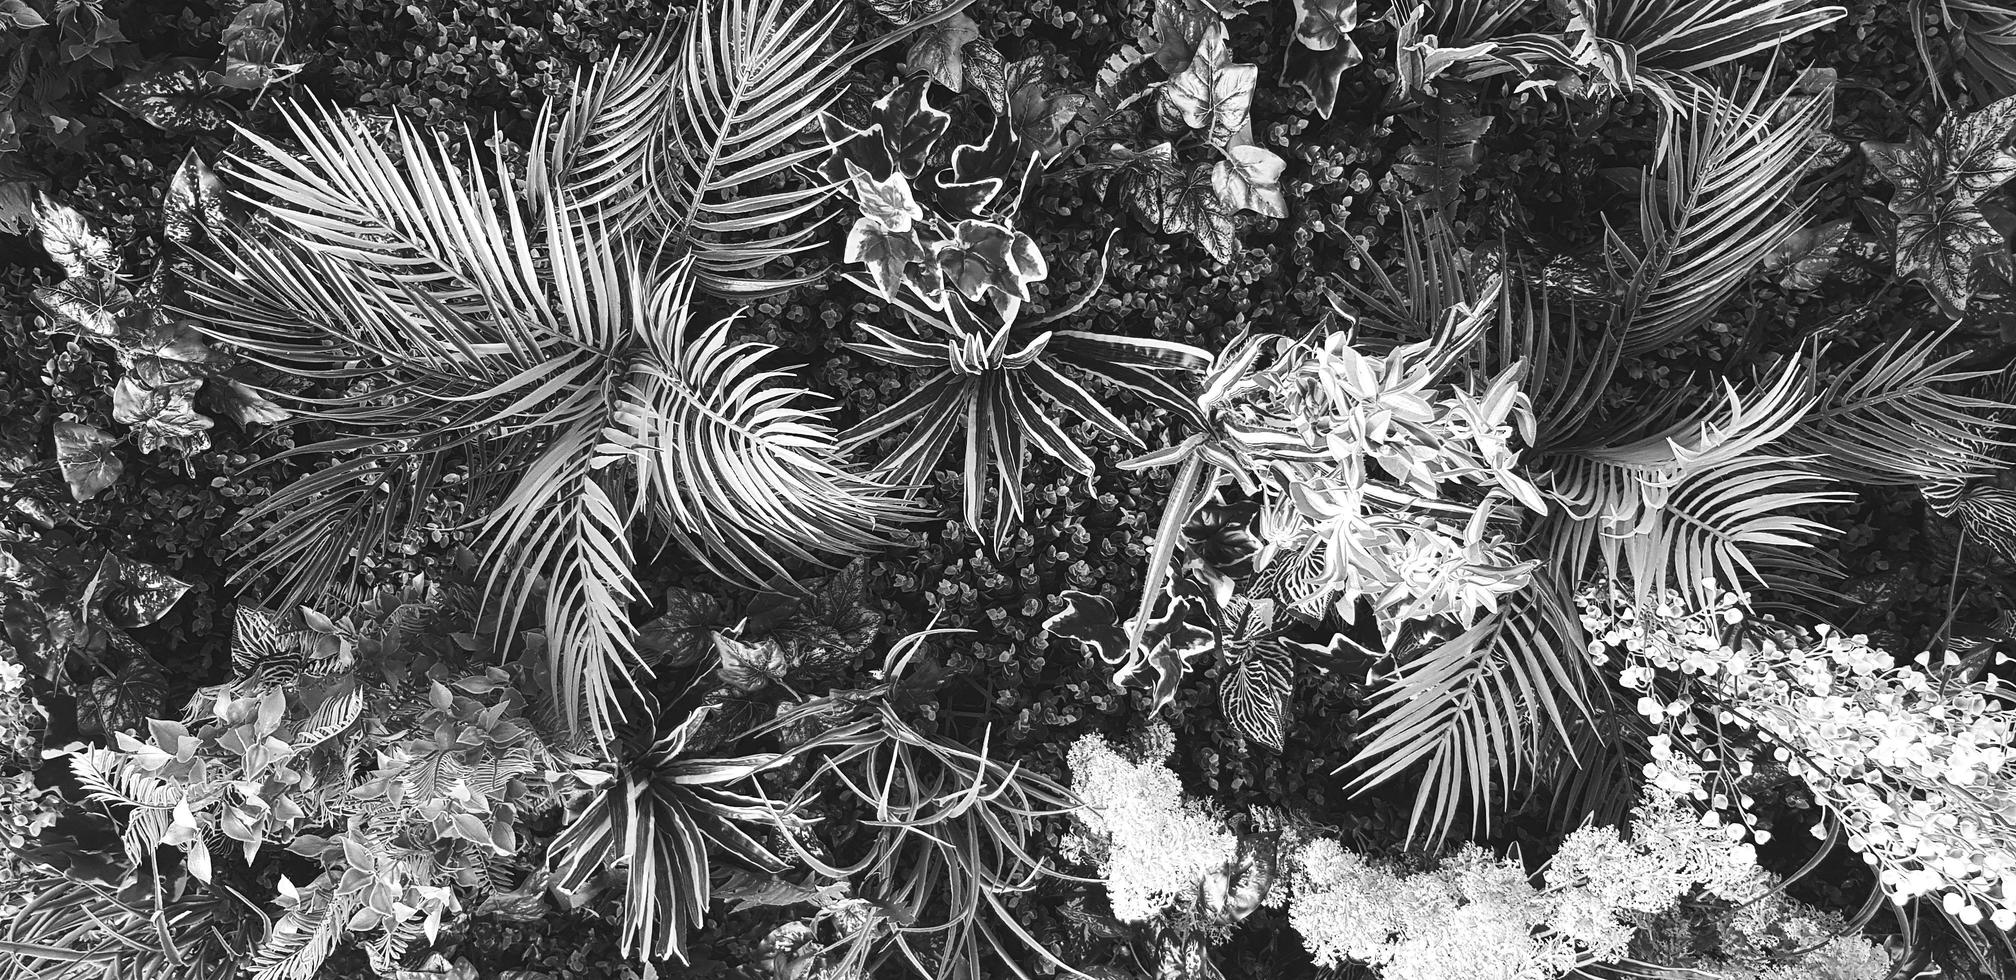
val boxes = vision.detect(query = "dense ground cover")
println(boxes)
[7,0,2016,978]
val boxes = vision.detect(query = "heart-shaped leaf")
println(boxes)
[164,150,227,245]
[35,199,116,278]
[934,219,1045,303]
[1896,198,2004,314]
[845,216,926,301]
[77,652,169,738]
[111,377,215,455]
[1159,24,1258,146]
[104,62,234,132]
[1127,146,1237,262]
[33,276,135,338]
[85,552,192,628]
[53,421,123,501]
[847,164,923,234]
[120,319,214,385]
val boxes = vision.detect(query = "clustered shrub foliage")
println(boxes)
[12,0,2016,979]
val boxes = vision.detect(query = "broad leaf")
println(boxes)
[35,199,116,278]
[1861,138,1938,216]
[1764,218,1852,291]
[85,552,192,628]
[1152,0,1215,74]
[77,653,168,738]
[1158,24,1257,146]
[104,62,234,132]
[904,11,980,91]
[1127,145,1237,262]
[53,421,122,501]
[110,377,216,455]
[1938,90,2016,205]
[0,0,47,29]
[848,164,923,233]
[164,150,227,245]
[1212,144,1287,218]
[1004,60,1089,158]
[215,0,290,90]
[636,588,729,668]
[934,220,1046,303]
[846,217,927,300]
[33,276,134,338]
[120,319,214,385]
[1896,199,2003,314]
[1286,0,1362,118]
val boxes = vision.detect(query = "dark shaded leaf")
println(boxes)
[164,150,227,245]
[103,62,234,132]
[1003,59,1088,159]
[713,869,848,912]
[1127,146,1236,262]
[215,1,289,90]
[714,633,791,694]
[84,552,192,628]
[0,0,48,29]
[934,219,1045,303]
[77,653,167,738]
[1042,591,1128,665]
[1393,106,1493,207]
[1764,218,1852,291]
[636,588,729,668]
[212,378,289,425]
[53,421,122,502]
[904,12,979,91]
[1862,138,1938,216]
[1152,0,1214,74]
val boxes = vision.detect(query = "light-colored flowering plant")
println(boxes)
[1580,584,2016,930]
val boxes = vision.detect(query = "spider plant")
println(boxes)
[754,631,1091,980]
[185,0,937,740]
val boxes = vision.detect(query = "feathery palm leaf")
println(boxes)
[537,0,943,295]
[1576,0,1846,76]
[187,101,913,738]
[1612,71,1834,355]
[1541,360,1847,608]
[1344,575,1598,844]
[1783,331,2011,485]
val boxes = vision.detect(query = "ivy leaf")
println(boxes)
[164,150,227,245]
[1158,24,1257,146]
[903,11,980,92]
[636,587,729,668]
[111,377,216,455]
[1861,138,1938,217]
[1128,147,1237,262]
[1896,199,2004,315]
[1218,638,1294,751]
[1764,219,1852,291]
[931,111,1024,217]
[120,319,214,385]
[35,198,117,279]
[1152,0,1215,74]
[1042,591,1130,665]
[1003,59,1089,159]
[53,421,123,502]
[103,62,234,132]
[845,216,926,300]
[1938,90,2016,206]
[934,219,1046,303]
[822,74,950,183]
[1212,144,1287,218]
[33,276,135,338]
[714,633,793,695]
[847,163,923,234]
[1286,0,1362,118]
[84,553,192,628]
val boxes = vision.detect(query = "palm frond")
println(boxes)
[1782,331,2011,485]
[1344,575,1598,844]
[1580,0,1846,75]
[1613,70,1833,355]
[537,0,916,295]
[1541,360,1847,607]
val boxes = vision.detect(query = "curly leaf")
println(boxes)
[1158,23,1257,146]
[54,421,122,501]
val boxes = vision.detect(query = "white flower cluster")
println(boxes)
[1581,587,2016,929]
[1290,838,1576,980]
[1064,731,1238,922]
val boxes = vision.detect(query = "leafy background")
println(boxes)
[2,0,2010,977]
